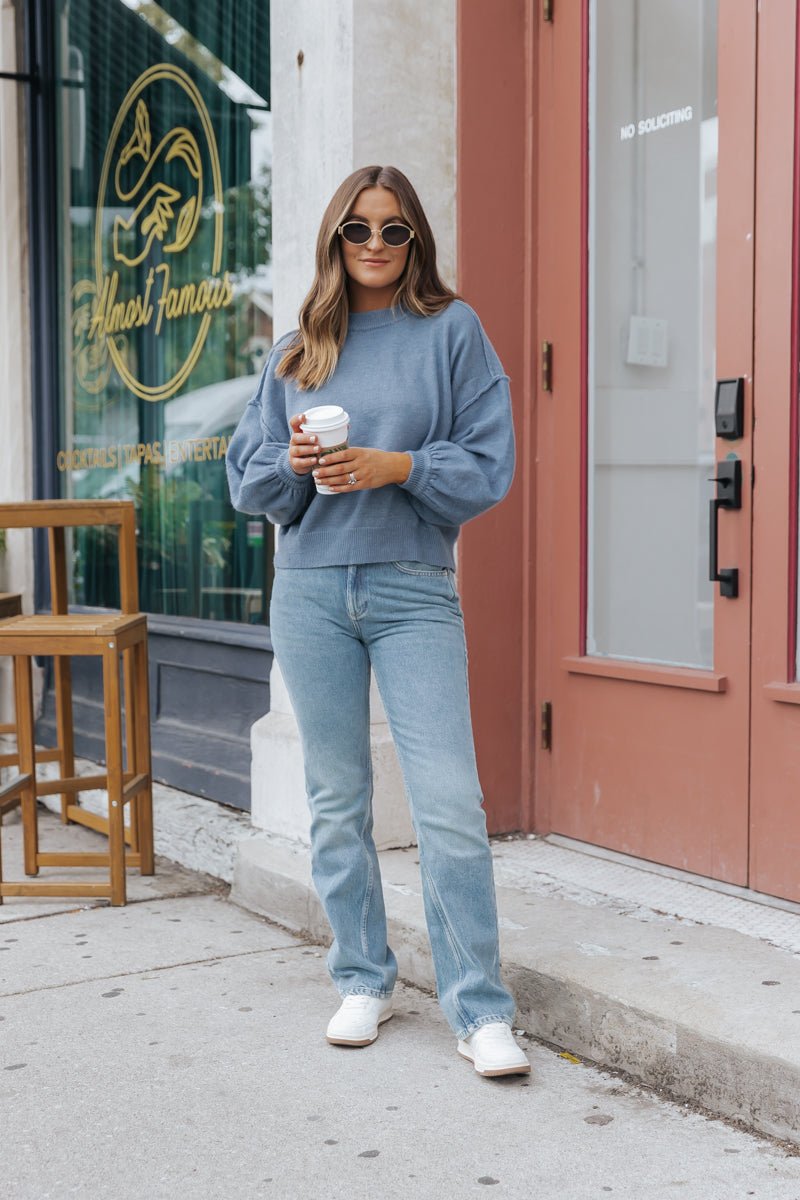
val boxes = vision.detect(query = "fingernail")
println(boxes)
[318,456,326,464]
[310,435,316,443]
[312,471,319,478]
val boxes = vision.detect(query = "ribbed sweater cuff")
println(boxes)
[274,447,313,491]
[399,448,431,497]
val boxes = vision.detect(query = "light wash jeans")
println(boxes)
[269,561,516,1040]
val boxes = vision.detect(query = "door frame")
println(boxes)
[532,0,759,883]
[456,0,537,833]
[747,0,800,900]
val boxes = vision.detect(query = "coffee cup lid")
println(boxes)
[301,405,350,431]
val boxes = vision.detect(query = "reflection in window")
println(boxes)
[57,0,272,622]
[587,0,718,667]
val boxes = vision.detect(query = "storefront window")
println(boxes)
[587,0,718,667]
[56,0,272,622]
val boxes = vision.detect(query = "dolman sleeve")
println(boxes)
[226,337,314,526]
[399,307,515,527]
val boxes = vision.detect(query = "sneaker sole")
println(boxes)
[457,1047,531,1077]
[326,1010,394,1047]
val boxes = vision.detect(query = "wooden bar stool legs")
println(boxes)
[103,641,125,906]
[15,654,37,876]
[47,650,150,861]
[132,636,155,875]
[0,615,154,906]
[54,656,76,825]
[123,646,141,856]
[0,593,24,775]
[49,527,76,827]
[0,656,37,904]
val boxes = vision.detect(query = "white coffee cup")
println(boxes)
[301,405,350,495]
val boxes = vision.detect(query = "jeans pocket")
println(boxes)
[391,561,457,601]
[391,560,449,577]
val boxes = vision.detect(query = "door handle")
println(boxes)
[708,457,742,599]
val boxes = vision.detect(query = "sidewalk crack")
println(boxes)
[0,943,310,999]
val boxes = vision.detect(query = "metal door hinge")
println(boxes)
[541,701,552,751]
[543,0,554,21]
[541,341,553,392]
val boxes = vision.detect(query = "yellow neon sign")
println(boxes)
[72,64,233,403]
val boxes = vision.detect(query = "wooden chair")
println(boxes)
[0,501,154,905]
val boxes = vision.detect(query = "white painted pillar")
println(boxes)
[271,0,456,333]
[250,0,456,846]
[0,0,35,723]
[251,660,416,849]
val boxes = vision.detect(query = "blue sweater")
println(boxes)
[225,299,515,569]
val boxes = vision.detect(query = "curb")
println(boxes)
[231,836,800,1145]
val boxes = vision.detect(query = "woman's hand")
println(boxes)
[287,413,319,476]
[313,447,412,492]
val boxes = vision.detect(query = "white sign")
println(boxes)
[620,105,693,141]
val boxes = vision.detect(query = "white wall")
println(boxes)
[0,0,35,721]
[271,0,456,338]
[352,0,456,291]
[271,0,355,337]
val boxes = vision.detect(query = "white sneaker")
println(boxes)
[326,994,394,1046]
[457,1022,531,1077]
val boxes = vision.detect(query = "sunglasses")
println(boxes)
[337,220,415,249]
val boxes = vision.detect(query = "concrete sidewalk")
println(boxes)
[233,832,800,1148]
[2,813,800,1199]
[6,797,800,1150]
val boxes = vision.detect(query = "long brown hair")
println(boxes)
[277,165,458,390]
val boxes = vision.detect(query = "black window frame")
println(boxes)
[23,0,274,811]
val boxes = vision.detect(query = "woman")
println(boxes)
[226,165,529,1078]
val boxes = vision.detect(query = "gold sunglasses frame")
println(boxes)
[337,221,416,249]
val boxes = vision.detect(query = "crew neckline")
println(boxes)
[347,305,410,331]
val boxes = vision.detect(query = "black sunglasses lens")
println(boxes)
[342,222,371,244]
[382,224,410,247]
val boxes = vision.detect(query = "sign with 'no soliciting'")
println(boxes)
[620,105,694,141]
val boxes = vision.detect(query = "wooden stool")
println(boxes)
[0,613,153,906]
[0,501,148,859]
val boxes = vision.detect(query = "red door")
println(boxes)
[535,0,799,897]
